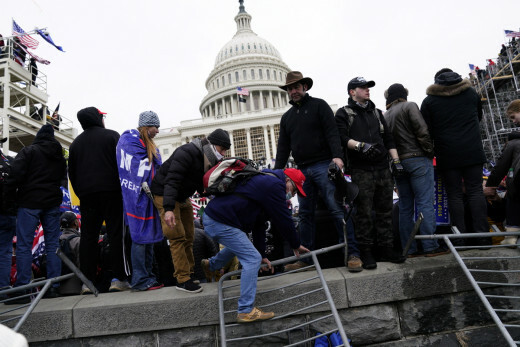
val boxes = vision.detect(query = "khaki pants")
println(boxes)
[154,196,195,283]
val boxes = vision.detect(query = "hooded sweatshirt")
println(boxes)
[6,124,66,209]
[68,107,121,198]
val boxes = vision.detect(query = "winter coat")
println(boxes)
[384,101,434,160]
[204,169,300,256]
[274,93,343,169]
[5,129,66,209]
[151,138,215,212]
[335,98,395,170]
[420,79,486,169]
[487,131,520,199]
[0,152,15,215]
[68,111,121,199]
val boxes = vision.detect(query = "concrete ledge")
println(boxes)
[8,248,520,344]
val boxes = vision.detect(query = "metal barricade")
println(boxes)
[416,227,520,347]
[218,243,350,347]
[0,248,97,332]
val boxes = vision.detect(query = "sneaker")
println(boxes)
[147,281,164,291]
[377,247,406,264]
[424,247,450,257]
[236,307,275,323]
[81,284,93,295]
[190,274,200,285]
[201,259,213,282]
[176,279,202,293]
[109,279,131,292]
[284,261,311,272]
[346,255,363,273]
[501,236,518,249]
[360,248,377,270]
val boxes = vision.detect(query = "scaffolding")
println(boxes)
[476,43,520,164]
[0,38,76,154]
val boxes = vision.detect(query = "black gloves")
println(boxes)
[356,142,382,161]
[390,158,406,177]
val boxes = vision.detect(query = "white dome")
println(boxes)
[215,32,283,67]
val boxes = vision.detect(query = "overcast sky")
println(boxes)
[3,0,520,134]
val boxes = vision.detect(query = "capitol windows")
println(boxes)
[228,74,232,84]
[247,43,250,50]
[274,70,277,80]
[235,71,239,82]
[279,72,282,81]
[266,69,270,79]
[259,69,263,79]
[235,45,238,52]
[243,70,247,80]
[217,79,220,88]
[251,69,255,79]
[232,129,248,158]
[241,44,244,51]
[163,148,169,156]
[222,76,225,86]
[254,43,257,49]
[250,127,266,162]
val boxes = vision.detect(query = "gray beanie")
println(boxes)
[138,111,160,128]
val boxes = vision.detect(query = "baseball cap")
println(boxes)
[284,168,306,197]
[348,77,375,91]
[60,211,77,227]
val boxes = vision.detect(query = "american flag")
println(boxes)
[190,198,201,218]
[12,39,50,65]
[32,224,45,268]
[237,87,249,96]
[505,30,520,38]
[12,20,39,49]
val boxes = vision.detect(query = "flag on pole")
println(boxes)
[54,102,60,114]
[36,29,65,52]
[14,40,50,65]
[12,19,39,49]
[237,87,249,96]
[469,64,476,75]
[238,96,246,103]
[505,30,520,38]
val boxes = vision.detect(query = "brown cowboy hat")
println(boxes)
[279,71,313,91]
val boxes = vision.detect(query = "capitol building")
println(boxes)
[154,1,292,166]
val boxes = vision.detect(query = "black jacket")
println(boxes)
[487,131,520,199]
[151,140,205,211]
[274,94,343,168]
[335,98,395,170]
[6,130,66,209]
[384,101,434,160]
[68,112,121,198]
[0,152,15,215]
[420,79,486,169]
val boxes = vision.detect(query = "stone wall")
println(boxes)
[10,248,519,346]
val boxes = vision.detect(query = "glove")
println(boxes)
[359,142,382,161]
[327,161,340,181]
[390,159,406,177]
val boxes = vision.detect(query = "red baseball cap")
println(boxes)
[284,168,306,197]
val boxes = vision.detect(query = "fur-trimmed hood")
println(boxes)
[426,78,472,97]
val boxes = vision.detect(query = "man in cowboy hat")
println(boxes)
[274,71,362,272]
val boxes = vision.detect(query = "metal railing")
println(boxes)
[416,227,520,346]
[217,243,350,346]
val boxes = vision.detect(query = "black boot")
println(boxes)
[359,246,377,270]
[377,246,406,264]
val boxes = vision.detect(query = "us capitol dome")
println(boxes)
[155,0,291,165]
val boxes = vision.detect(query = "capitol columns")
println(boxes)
[245,128,253,159]
[259,91,264,110]
[231,94,237,114]
[267,91,274,108]
[270,125,277,160]
[263,125,271,162]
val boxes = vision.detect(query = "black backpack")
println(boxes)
[59,234,79,275]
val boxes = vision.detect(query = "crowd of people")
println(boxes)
[0,65,519,324]
[471,37,518,85]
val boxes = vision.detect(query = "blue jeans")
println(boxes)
[395,157,438,254]
[299,160,359,259]
[0,214,16,288]
[130,242,156,290]
[16,207,61,287]
[203,213,261,314]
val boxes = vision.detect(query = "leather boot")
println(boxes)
[359,246,377,270]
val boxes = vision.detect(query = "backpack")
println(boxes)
[203,157,273,195]
[60,234,79,275]
[342,105,384,136]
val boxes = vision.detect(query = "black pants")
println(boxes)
[79,191,129,283]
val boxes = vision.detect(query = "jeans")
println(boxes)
[154,196,195,284]
[395,157,438,254]
[130,242,156,290]
[441,164,488,234]
[203,213,261,314]
[0,214,16,288]
[16,207,61,287]
[299,160,359,259]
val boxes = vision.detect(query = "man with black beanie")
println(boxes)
[5,124,66,302]
[69,107,130,294]
[421,69,489,247]
[151,128,230,293]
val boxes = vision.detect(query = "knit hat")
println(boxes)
[138,111,160,128]
[284,168,306,197]
[207,129,231,149]
[385,83,408,108]
[434,71,462,86]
